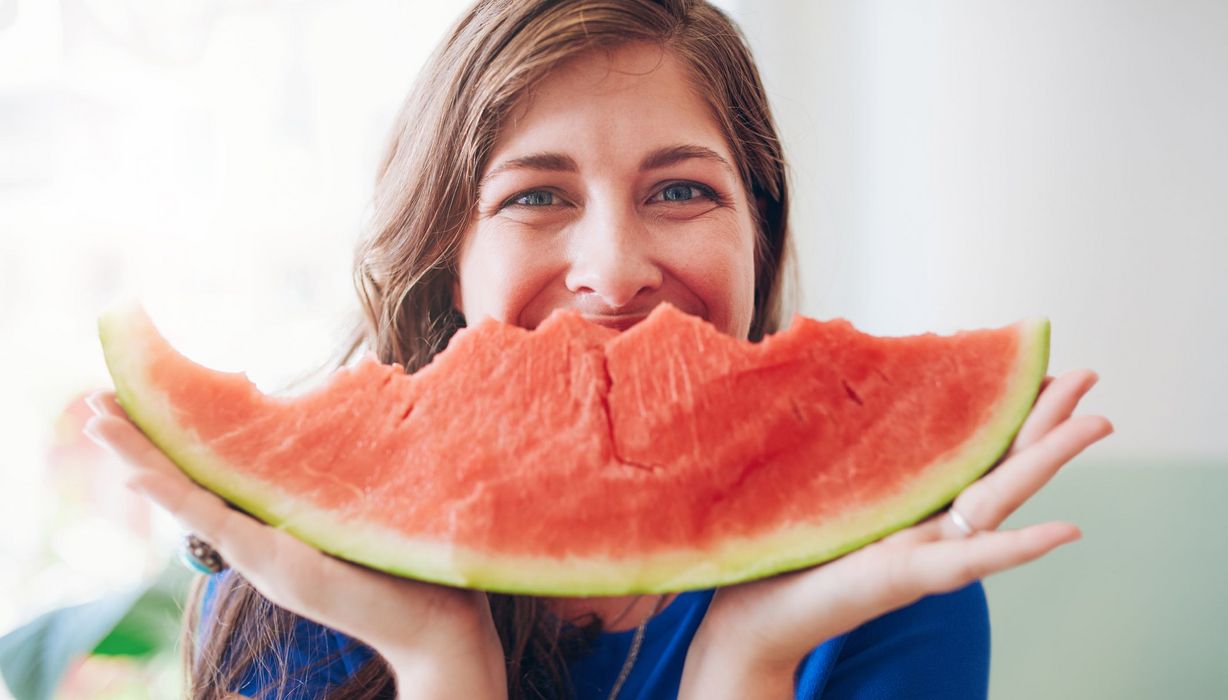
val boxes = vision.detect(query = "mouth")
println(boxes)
[582,314,649,332]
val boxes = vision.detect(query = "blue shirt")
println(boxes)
[203,575,989,698]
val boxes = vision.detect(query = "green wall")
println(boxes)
[987,460,1227,698]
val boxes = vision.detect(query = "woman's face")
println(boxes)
[454,43,758,338]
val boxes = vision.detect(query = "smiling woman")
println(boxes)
[78,1,1111,699]
[457,44,758,338]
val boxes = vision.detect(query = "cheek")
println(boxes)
[660,218,757,337]
[456,226,562,325]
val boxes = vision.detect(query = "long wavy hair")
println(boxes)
[182,1,794,698]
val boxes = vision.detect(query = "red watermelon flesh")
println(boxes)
[99,302,1048,595]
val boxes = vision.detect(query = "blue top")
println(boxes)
[202,574,989,698]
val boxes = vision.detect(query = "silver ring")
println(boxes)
[180,533,227,575]
[948,508,976,537]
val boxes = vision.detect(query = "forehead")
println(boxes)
[490,43,733,166]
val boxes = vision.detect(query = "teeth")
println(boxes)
[584,315,648,331]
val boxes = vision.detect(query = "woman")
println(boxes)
[84,1,1112,698]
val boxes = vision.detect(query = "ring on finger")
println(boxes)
[948,507,976,537]
[180,533,228,575]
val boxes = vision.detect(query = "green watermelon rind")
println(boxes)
[100,302,1049,596]
[712,316,1052,588]
[100,303,471,590]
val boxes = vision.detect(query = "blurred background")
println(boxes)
[1,0,1224,697]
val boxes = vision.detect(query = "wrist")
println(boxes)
[679,624,798,700]
[385,644,508,700]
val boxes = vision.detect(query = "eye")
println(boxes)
[651,182,717,204]
[506,190,555,208]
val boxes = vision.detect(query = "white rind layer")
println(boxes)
[100,300,1049,595]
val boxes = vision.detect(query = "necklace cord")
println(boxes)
[606,594,668,700]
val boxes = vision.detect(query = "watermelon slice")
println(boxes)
[98,302,1048,596]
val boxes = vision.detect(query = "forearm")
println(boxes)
[678,630,797,700]
[388,648,508,700]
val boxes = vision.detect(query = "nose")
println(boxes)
[564,200,663,310]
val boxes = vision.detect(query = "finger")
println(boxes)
[886,521,1081,604]
[85,414,193,487]
[942,414,1113,538]
[787,521,1080,641]
[878,511,947,548]
[874,518,1085,609]
[85,414,364,616]
[86,390,127,420]
[865,522,1079,607]
[87,414,285,565]
[884,372,1103,547]
[1008,369,1098,456]
[85,415,262,556]
[83,413,484,657]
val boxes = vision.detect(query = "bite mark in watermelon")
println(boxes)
[98,302,1048,595]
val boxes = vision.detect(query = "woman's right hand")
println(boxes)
[84,390,508,700]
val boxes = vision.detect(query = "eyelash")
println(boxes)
[650,182,721,204]
[500,181,722,210]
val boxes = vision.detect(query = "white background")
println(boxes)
[729,0,1226,462]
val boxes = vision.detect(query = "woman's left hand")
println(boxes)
[678,368,1112,699]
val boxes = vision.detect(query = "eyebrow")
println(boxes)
[478,144,735,190]
[641,144,735,174]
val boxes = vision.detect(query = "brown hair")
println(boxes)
[183,1,794,698]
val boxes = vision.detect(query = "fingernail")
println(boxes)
[83,418,105,445]
[85,392,104,415]
[1062,523,1084,544]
